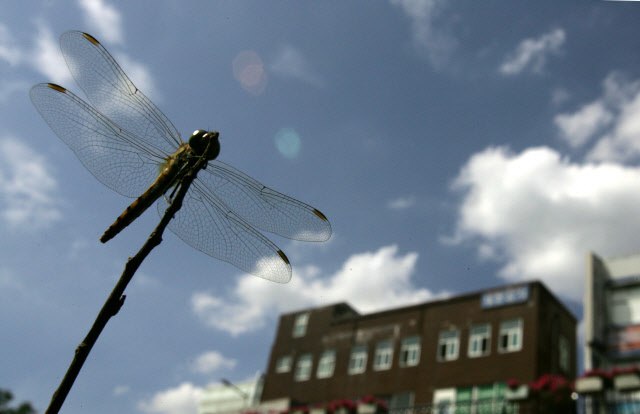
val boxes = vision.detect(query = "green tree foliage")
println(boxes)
[0,389,36,414]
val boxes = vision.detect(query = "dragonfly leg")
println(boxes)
[164,184,180,203]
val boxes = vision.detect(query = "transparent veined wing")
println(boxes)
[202,161,332,241]
[59,30,182,156]
[31,82,294,282]
[157,183,293,283]
[29,83,165,198]
[31,31,331,282]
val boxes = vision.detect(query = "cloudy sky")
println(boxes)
[3,1,640,413]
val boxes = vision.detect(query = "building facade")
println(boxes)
[584,251,640,371]
[261,281,576,409]
[578,251,640,412]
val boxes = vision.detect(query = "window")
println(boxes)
[448,384,508,414]
[475,383,504,414]
[468,324,491,358]
[294,354,312,381]
[292,312,309,337]
[559,335,570,372]
[348,345,368,374]
[498,319,523,352]
[373,340,394,371]
[437,329,460,361]
[399,336,421,367]
[433,388,456,414]
[316,350,336,378]
[275,355,292,373]
[389,392,414,409]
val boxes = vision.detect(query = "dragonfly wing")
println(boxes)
[30,83,162,198]
[59,30,181,155]
[199,161,332,242]
[158,182,292,283]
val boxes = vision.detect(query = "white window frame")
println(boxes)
[275,355,292,373]
[468,324,491,358]
[437,329,459,361]
[373,340,394,371]
[292,312,309,338]
[498,319,523,353]
[294,354,312,381]
[432,388,456,414]
[399,336,421,367]
[316,350,336,379]
[348,345,368,375]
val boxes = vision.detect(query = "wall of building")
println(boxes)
[261,281,576,407]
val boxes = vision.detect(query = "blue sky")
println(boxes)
[3,1,640,413]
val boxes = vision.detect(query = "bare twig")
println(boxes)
[45,150,209,414]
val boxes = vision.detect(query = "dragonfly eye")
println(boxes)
[191,130,207,139]
[189,130,220,160]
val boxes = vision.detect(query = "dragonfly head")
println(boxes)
[189,130,220,161]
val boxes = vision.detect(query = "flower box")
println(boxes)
[614,371,640,391]
[357,396,387,414]
[575,369,613,394]
[504,384,529,400]
[329,399,356,414]
[310,408,327,414]
[575,376,608,394]
[357,404,379,414]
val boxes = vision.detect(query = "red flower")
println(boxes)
[507,378,520,389]
[581,369,613,379]
[611,366,640,376]
[529,374,571,394]
[328,399,356,411]
[359,395,388,410]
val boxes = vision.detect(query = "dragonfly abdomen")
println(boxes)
[100,192,161,243]
[100,151,188,243]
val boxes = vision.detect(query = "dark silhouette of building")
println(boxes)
[260,281,576,409]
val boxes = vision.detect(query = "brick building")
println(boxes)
[260,281,576,409]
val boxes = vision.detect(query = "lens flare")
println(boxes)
[275,127,301,159]
[232,50,267,95]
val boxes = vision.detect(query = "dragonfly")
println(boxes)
[30,31,331,283]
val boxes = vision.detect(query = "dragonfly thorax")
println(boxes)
[189,130,220,161]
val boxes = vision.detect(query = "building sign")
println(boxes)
[481,285,530,309]
[607,324,640,358]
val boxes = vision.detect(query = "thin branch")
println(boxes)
[45,150,210,414]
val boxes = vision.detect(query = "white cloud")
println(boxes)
[0,23,23,65]
[77,0,124,44]
[192,245,444,336]
[113,385,130,396]
[390,0,458,70]
[31,21,159,103]
[387,195,416,210]
[270,44,324,87]
[447,145,640,302]
[554,72,640,162]
[0,137,62,230]
[114,52,161,102]
[191,350,237,374]
[138,382,203,414]
[554,102,613,148]
[499,28,565,76]
[31,22,72,84]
